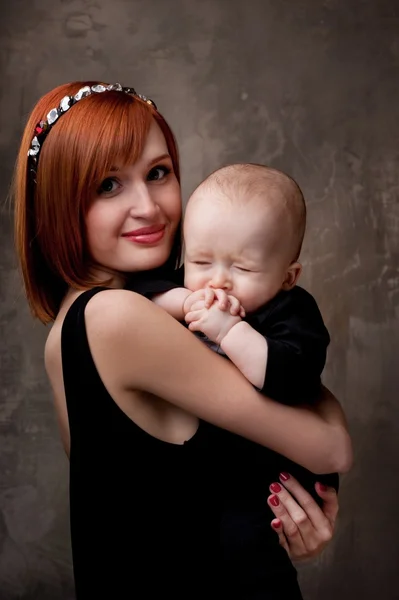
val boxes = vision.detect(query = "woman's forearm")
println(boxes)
[87,290,353,474]
[310,386,353,472]
[245,388,353,474]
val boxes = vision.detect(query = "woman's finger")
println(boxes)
[270,519,291,557]
[267,493,307,553]
[270,482,314,534]
[315,482,339,528]
[267,475,337,561]
[269,497,320,562]
[278,473,331,533]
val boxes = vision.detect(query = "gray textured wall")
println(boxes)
[1,1,398,598]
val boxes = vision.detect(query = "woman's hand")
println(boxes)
[267,472,338,562]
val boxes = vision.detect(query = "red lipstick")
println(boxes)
[122,224,165,245]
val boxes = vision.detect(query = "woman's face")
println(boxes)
[86,120,181,282]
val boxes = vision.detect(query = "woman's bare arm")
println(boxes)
[86,290,353,474]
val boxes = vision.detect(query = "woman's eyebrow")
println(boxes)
[107,153,171,174]
[147,153,171,167]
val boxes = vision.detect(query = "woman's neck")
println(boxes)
[88,266,127,289]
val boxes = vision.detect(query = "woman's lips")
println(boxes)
[122,224,166,245]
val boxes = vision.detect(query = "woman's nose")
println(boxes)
[129,186,160,220]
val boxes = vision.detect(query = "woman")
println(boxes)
[14,81,352,598]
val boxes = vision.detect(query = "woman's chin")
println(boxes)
[123,251,171,274]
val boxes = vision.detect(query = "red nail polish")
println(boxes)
[280,472,290,481]
[269,495,280,507]
[272,519,281,529]
[270,483,282,493]
[318,483,328,491]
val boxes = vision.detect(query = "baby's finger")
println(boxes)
[227,295,241,316]
[204,288,216,308]
[213,289,229,311]
[239,306,246,318]
[185,309,205,324]
[183,290,205,313]
[188,321,203,332]
[188,300,207,312]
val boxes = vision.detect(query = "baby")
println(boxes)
[155,163,330,407]
[132,163,338,595]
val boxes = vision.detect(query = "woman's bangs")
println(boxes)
[71,93,155,197]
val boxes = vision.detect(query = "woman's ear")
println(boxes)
[281,262,302,291]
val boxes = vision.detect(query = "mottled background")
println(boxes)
[1,0,398,598]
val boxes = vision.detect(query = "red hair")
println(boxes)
[14,81,181,324]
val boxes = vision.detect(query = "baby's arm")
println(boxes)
[152,288,192,320]
[126,267,212,321]
[256,288,330,405]
[220,322,268,389]
[185,287,330,403]
[126,268,188,320]
[185,301,267,388]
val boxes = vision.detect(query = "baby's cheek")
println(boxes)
[184,267,206,292]
[235,280,264,313]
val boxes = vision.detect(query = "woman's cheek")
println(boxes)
[163,179,182,224]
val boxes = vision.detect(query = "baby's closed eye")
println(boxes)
[234,265,252,272]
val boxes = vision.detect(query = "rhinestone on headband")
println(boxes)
[27,83,157,181]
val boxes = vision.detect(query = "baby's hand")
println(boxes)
[185,301,242,345]
[182,289,209,315]
[183,288,245,318]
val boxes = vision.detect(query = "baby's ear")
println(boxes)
[281,262,302,290]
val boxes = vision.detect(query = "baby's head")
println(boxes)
[183,163,306,313]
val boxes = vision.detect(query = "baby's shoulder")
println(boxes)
[254,286,322,325]
[287,285,320,307]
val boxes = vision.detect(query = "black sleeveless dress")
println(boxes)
[62,287,221,598]
[62,286,304,599]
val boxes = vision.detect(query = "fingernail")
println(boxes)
[270,482,282,493]
[269,495,280,507]
[272,519,281,529]
[280,472,290,481]
[318,483,328,492]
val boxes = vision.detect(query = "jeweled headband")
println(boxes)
[27,83,157,181]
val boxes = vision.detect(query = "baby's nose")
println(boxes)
[208,268,232,290]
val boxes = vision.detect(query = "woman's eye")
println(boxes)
[193,261,210,266]
[98,177,120,195]
[147,165,171,181]
[236,266,251,272]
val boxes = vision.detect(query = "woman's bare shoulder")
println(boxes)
[84,288,157,334]
[44,321,61,374]
[43,289,148,366]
